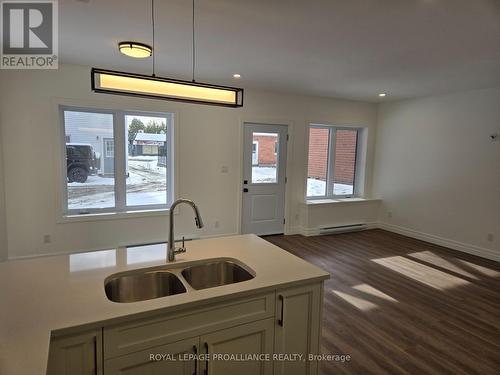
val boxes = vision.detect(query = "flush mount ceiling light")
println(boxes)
[233,73,241,79]
[118,42,152,58]
[92,0,243,107]
[379,93,387,97]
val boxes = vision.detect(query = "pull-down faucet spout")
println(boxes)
[168,199,204,262]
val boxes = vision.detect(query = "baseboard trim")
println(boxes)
[286,226,303,235]
[288,221,499,263]
[378,222,500,263]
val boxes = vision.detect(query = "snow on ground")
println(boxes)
[307,178,353,196]
[252,166,353,196]
[252,166,277,183]
[68,157,167,210]
[68,164,353,210]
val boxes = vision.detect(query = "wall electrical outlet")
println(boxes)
[43,234,52,244]
[387,211,393,218]
[214,220,220,228]
[487,233,494,242]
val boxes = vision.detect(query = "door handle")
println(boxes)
[278,294,284,327]
[93,336,98,375]
[204,342,209,375]
[193,345,198,375]
[243,188,249,193]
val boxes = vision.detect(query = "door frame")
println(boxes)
[237,118,294,235]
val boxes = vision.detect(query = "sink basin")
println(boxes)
[104,259,254,302]
[105,270,186,303]
[181,260,254,290]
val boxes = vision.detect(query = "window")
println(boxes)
[125,114,169,207]
[307,125,360,199]
[252,141,259,166]
[61,107,174,215]
[251,132,279,184]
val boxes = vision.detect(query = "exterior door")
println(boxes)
[103,138,115,175]
[242,123,288,235]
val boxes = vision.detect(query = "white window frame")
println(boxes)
[60,106,174,216]
[306,124,362,200]
[252,140,259,166]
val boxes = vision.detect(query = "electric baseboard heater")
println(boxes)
[319,223,368,235]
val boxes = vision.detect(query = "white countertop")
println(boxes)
[0,234,329,375]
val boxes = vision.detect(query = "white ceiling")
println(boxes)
[60,0,500,101]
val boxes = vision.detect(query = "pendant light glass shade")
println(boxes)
[92,68,243,107]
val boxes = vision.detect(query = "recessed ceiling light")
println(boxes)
[118,42,152,58]
[233,74,241,79]
[379,93,387,97]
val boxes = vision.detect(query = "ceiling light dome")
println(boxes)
[118,42,152,58]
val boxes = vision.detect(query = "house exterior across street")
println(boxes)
[132,132,166,156]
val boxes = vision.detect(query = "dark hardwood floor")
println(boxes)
[264,229,500,375]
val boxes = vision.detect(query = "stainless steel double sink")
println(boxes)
[105,259,255,303]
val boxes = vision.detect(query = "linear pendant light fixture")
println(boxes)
[91,0,243,107]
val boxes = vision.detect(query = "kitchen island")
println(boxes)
[0,234,329,375]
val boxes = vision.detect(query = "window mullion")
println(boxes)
[352,130,360,197]
[114,111,127,211]
[326,128,336,197]
[167,114,174,205]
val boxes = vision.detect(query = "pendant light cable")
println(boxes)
[192,0,196,82]
[151,0,156,76]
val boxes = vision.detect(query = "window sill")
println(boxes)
[305,198,381,206]
[58,208,170,224]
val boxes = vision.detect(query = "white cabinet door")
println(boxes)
[47,329,102,375]
[274,283,322,375]
[104,337,199,375]
[201,318,274,375]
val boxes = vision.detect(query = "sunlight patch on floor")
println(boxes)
[456,259,500,277]
[353,283,398,302]
[407,251,479,280]
[332,284,398,311]
[332,290,379,311]
[373,255,470,290]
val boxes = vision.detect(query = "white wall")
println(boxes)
[0,121,7,261]
[0,64,378,258]
[374,87,500,260]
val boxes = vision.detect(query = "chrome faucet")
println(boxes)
[168,199,204,262]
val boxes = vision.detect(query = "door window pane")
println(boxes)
[64,110,115,211]
[126,115,168,206]
[307,127,329,197]
[251,132,279,183]
[333,130,357,195]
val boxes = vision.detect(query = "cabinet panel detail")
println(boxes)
[104,292,274,358]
